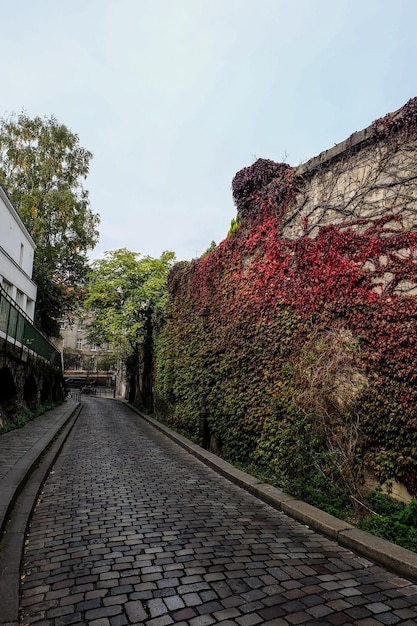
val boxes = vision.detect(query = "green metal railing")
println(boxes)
[0,286,62,368]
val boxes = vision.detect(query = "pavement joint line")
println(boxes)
[0,402,82,625]
[123,400,417,584]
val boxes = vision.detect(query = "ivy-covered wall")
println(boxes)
[155,97,417,499]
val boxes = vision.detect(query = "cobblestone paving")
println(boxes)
[20,398,417,625]
[0,400,78,481]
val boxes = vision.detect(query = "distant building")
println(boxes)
[58,313,117,388]
[0,184,37,319]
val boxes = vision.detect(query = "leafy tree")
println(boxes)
[201,240,217,257]
[84,248,175,408]
[0,112,100,336]
[96,353,118,372]
[62,348,80,370]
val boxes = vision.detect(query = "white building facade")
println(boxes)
[0,184,37,320]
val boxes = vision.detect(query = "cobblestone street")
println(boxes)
[18,398,417,625]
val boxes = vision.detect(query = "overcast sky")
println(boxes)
[1,0,417,261]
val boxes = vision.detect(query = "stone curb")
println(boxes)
[0,402,82,625]
[0,402,82,541]
[124,402,417,583]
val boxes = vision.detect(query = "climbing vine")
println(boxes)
[155,97,417,500]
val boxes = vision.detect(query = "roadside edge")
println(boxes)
[124,402,417,584]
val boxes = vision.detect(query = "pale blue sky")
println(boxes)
[1,0,416,261]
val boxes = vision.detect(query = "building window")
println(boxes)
[76,339,82,350]
[90,343,97,351]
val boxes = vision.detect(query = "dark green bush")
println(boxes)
[357,492,417,552]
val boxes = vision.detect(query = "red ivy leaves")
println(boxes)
[170,155,417,484]
[371,96,417,142]
[191,157,417,331]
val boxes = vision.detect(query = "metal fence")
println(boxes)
[0,286,62,368]
[65,386,115,400]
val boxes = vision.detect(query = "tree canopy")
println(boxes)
[85,248,175,351]
[84,248,176,407]
[0,112,100,336]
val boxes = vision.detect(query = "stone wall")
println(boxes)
[0,338,63,424]
[282,101,417,296]
[155,97,417,497]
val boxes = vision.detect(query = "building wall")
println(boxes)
[0,185,37,319]
[58,313,116,385]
